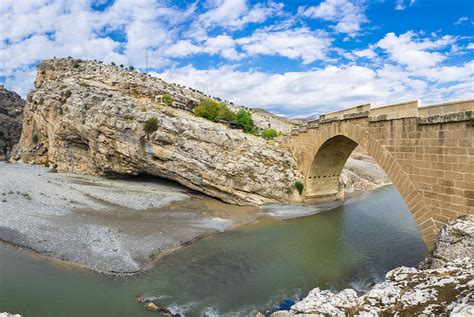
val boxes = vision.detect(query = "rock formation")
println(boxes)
[0,85,24,160]
[13,58,302,205]
[270,215,474,316]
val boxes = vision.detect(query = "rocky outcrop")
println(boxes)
[14,58,302,205]
[271,216,474,316]
[430,215,474,269]
[0,85,24,160]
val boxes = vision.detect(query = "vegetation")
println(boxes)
[64,90,72,98]
[111,62,116,66]
[32,134,39,144]
[293,181,304,195]
[162,93,173,106]
[129,66,135,71]
[143,117,158,137]
[194,98,234,123]
[262,128,278,140]
[234,109,253,133]
[38,97,44,105]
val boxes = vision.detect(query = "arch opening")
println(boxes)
[305,135,358,203]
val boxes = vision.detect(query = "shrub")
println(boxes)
[120,64,124,68]
[194,98,233,122]
[293,181,304,195]
[64,90,72,98]
[32,134,39,144]
[162,93,173,106]
[111,62,116,66]
[143,117,158,136]
[262,128,278,140]
[129,66,135,71]
[38,97,44,105]
[234,109,253,133]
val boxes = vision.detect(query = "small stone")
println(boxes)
[144,302,161,312]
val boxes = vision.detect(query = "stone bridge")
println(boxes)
[288,99,474,247]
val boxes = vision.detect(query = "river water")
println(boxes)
[0,186,427,316]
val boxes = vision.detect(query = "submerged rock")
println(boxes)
[272,216,474,316]
[0,85,24,160]
[14,58,302,205]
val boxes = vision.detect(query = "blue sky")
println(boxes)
[0,0,473,117]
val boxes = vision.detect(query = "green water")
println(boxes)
[0,186,427,316]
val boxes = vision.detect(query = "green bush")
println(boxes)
[32,134,39,144]
[143,117,158,136]
[162,93,173,106]
[234,109,253,133]
[64,90,72,98]
[194,98,234,123]
[262,128,278,140]
[129,66,135,71]
[293,181,304,195]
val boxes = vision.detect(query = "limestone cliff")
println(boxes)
[0,85,24,160]
[14,58,302,205]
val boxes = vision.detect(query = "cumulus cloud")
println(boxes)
[238,28,332,64]
[377,32,455,69]
[300,0,368,36]
[0,0,473,116]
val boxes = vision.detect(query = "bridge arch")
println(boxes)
[299,124,436,246]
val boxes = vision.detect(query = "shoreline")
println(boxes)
[0,162,389,276]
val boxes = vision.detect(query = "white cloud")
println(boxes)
[353,48,377,59]
[395,0,416,11]
[454,16,469,25]
[300,0,368,36]
[238,28,332,64]
[193,0,282,34]
[377,32,455,69]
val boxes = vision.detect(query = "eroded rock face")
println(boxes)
[272,216,474,316]
[430,215,474,269]
[14,58,302,205]
[0,85,24,160]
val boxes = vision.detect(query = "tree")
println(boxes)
[129,66,135,71]
[234,109,253,133]
[143,117,158,137]
[194,98,223,122]
[293,181,304,195]
[262,128,278,140]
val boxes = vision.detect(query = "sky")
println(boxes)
[0,0,473,117]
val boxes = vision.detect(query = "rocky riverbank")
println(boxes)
[269,215,474,316]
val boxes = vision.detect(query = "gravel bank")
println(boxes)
[0,162,258,274]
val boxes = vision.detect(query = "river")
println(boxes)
[0,186,427,316]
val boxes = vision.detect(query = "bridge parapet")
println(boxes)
[291,98,474,135]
